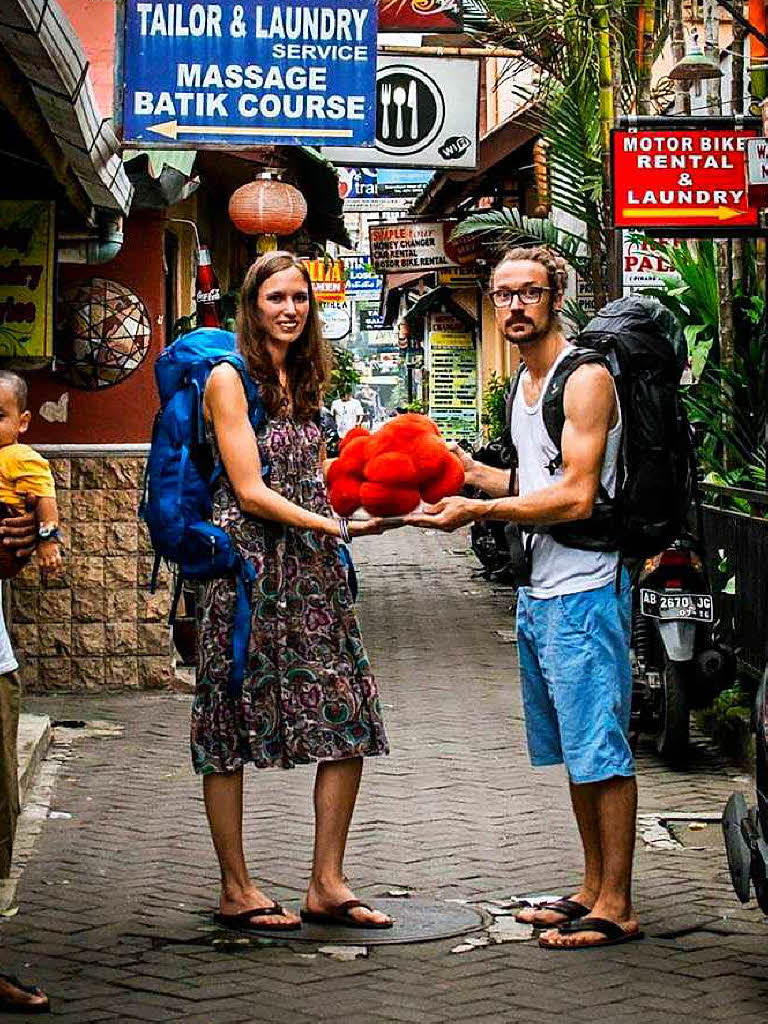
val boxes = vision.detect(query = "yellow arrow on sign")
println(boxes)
[622,206,743,222]
[147,121,354,140]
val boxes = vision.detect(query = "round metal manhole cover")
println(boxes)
[219,898,488,946]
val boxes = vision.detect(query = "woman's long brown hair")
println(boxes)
[237,251,331,420]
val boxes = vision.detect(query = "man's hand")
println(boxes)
[406,495,484,532]
[0,494,37,558]
[447,441,474,479]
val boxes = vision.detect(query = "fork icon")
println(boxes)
[380,83,392,140]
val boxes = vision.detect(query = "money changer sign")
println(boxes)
[122,0,377,146]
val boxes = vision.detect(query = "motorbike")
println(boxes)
[318,407,340,459]
[722,663,768,914]
[466,438,530,587]
[631,536,731,762]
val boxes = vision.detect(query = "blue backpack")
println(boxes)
[140,328,266,696]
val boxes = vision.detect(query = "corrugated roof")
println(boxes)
[0,0,132,214]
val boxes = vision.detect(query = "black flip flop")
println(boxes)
[539,916,644,951]
[300,899,393,930]
[515,899,590,926]
[0,974,50,1014]
[213,903,301,932]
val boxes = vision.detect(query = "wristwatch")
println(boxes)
[37,524,62,544]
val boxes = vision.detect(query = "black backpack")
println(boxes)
[505,296,696,559]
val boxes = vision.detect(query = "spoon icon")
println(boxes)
[393,86,407,139]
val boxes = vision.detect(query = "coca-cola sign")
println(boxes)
[379,0,462,33]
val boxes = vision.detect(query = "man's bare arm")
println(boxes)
[409,365,615,531]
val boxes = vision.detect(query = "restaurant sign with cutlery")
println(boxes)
[321,57,479,169]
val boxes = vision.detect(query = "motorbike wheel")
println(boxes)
[656,657,690,764]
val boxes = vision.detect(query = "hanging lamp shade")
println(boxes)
[228,172,307,236]
[669,36,722,82]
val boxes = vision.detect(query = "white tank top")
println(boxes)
[509,345,622,599]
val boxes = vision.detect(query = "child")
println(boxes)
[0,371,61,575]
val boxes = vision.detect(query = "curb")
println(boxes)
[18,713,52,807]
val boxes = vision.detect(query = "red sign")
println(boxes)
[378,0,462,33]
[612,128,759,231]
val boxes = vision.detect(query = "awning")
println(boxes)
[379,270,436,328]
[403,286,476,329]
[123,150,200,209]
[0,0,132,215]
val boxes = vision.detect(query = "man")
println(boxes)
[0,503,50,1012]
[330,388,364,439]
[358,384,381,429]
[411,247,640,951]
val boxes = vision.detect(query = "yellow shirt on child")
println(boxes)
[0,443,55,508]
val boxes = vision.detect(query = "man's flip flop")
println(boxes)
[300,899,393,930]
[213,903,301,932]
[515,899,590,926]
[539,916,644,950]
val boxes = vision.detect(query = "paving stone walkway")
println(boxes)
[5,529,768,1022]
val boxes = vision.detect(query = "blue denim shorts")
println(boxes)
[516,574,634,784]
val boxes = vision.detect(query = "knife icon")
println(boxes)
[408,80,418,140]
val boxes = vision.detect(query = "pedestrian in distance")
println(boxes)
[194,251,393,932]
[409,246,642,950]
[330,387,364,439]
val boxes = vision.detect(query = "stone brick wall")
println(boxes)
[9,452,174,692]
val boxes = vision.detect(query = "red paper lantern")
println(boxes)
[228,173,307,236]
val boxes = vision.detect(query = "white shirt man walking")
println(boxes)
[330,389,364,439]
[411,247,641,951]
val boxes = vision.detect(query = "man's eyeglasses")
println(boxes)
[488,285,551,308]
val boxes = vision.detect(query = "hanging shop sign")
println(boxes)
[320,301,352,340]
[378,0,462,32]
[370,220,460,273]
[121,0,377,147]
[746,137,768,205]
[302,257,346,302]
[622,234,679,295]
[0,200,55,360]
[338,167,424,211]
[344,255,383,298]
[612,127,759,234]
[427,327,477,442]
[321,56,479,170]
[358,302,385,331]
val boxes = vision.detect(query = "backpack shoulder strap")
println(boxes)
[542,348,611,474]
[504,363,526,436]
[212,354,266,432]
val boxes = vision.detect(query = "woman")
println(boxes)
[193,251,391,931]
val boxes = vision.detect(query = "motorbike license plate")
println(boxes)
[639,589,714,623]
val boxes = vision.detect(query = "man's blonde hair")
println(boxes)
[490,246,568,298]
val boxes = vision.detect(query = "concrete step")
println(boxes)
[18,713,51,806]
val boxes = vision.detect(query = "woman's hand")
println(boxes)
[347,517,385,538]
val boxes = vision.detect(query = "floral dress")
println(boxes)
[190,413,389,774]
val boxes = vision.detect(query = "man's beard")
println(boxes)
[503,308,555,345]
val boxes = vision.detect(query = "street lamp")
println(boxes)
[669,33,722,82]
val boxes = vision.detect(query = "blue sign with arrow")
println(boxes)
[121,0,378,147]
